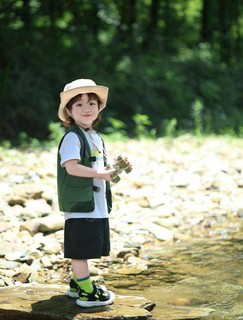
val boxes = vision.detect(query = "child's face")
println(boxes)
[70,93,99,128]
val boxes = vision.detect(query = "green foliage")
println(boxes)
[17,132,42,149]
[48,122,65,146]
[132,114,153,138]
[163,118,178,137]
[103,117,128,141]
[192,99,204,136]
[0,0,243,144]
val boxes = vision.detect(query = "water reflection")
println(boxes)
[110,240,243,320]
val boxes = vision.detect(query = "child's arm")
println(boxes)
[64,159,115,181]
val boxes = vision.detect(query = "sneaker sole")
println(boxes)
[66,289,79,298]
[76,291,115,308]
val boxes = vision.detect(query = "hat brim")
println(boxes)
[58,85,109,121]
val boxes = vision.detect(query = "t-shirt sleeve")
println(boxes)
[59,132,81,167]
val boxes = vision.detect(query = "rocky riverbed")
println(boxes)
[0,135,242,319]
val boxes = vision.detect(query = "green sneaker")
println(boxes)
[66,279,108,299]
[76,285,115,307]
[66,278,79,298]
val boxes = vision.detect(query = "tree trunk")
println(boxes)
[201,0,211,42]
[22,0,31,30]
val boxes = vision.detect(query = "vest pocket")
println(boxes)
[65,175,94,212]
[67,185,92,201]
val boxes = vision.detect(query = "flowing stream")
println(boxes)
[108,239,243,320]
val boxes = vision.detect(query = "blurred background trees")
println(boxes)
[1,0,243,143]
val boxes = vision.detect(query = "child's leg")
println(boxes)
[71,259,89,279]
[71,259,93,293]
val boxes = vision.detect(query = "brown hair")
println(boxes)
[63,93,102,128]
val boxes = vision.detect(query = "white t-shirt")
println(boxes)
[59,129,109,220]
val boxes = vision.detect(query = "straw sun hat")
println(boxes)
[58,79,109,121]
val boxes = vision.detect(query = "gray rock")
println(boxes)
[143,222,174,241]
[38,214,64,233]
[0,284,155,320]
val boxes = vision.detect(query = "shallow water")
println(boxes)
[109,240,243,320]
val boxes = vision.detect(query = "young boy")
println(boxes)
[57,79,125,307]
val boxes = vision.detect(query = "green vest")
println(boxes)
[57,125,112,213]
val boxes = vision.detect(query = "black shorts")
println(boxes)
[64,218,110,259]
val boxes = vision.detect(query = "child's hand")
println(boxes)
[97,168,116,182]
